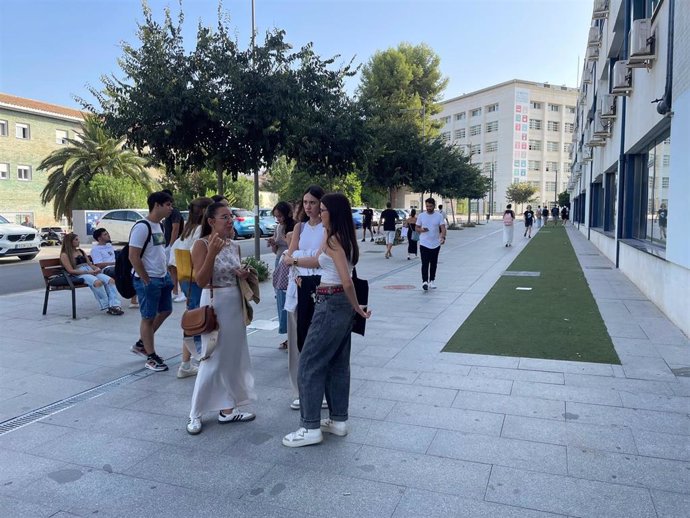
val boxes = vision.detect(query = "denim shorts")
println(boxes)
[134,273,174,320]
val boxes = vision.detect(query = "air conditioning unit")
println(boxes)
[583,64,592,84]
[588,26,602,47]
[599,93,616,118]
[593,111,611,138]
[611,60,632,95]
[629,18,655,66]
[593,0,609,19]
[586,46,599,61]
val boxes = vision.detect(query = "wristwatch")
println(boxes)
[293,258,298,266]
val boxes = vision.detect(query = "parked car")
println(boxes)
[394,209,410,224]
[350,208,363,229]
[229,208,255,239]
[258,209,277,236]
[94,209,148,243]
[39,226,66,245]
[0,215,41,260]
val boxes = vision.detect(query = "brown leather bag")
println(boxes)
[181,305,217,337]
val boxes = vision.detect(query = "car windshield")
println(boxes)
[234,210,253,217]
[0,215,9,224]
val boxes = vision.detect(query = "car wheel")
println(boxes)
[19,254,38,261]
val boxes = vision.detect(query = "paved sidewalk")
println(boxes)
[1,222,688,517]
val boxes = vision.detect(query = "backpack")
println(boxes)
[503,212,513,226]
[114,220,152,299]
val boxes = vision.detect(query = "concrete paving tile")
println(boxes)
[241,463,405,517]
[0,422,73,454]
[0,494,56,518]
[620,356,677,381]
[668,379,690,397]
[360,420,437,454]
[0,449,70,496]
[605,322,648,339]
[565,401,690,435]
[631,429,690,462]
[567,446,690,494]
[651,489,690,518]
[564,372,674,395]
[468,365,564,385]
[501,415,638,454]
[0,387,25,403]
[392,488,563,518]
[428,429,567,475]
[0,373,96,399]
[486,465,656,518]
[353,380,458,407]
[438,352,521,369]
[385,357,471,376]
[347,395,397,420]
[350,365,420,384]
[596,300,632,320]
[357,345,406,359]
[655,344,690,367]
[387,401,504,436]
[340,444,490,499]
[415,372,513,394]
[638,319,689,346]
[610,337,663,358]
[623,300,666,319]
[451,390,565,421]
[0,367,35,384]
[0,391,63,420]
[350,354,392,368]
[518,358,614,377]
[619,391,690,414]
[511,380,623,406]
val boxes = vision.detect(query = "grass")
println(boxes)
[443,225,620,364]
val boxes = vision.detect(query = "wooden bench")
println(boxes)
[39,258,89,319]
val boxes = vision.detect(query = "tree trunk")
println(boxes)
[216,162,224,195]
[450,199,456,224]
[466,198,471,225]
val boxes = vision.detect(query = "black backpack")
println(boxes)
[114,220,152,299]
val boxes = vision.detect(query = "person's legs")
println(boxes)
[77,267,109,310]
[98,273,121,308]
[428,246,440,282]
[323,297,354,422]
[420,245,431,284]
[276,288,287,335]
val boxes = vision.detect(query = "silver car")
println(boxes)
[0,215,41,260]
[94,209,148,243]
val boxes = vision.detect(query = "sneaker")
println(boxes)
[186,417,202,435]
[370,238,374,242]
[282,427,323,448]
[130,340,146,357]
[129,302,139,308]
[322,398,328,409]
[145,353,168,372]
[290,398,300,410]
[218,409,256,423]
[429,280,437,289]
[422,282,428,291]
[173,293,187,303]
[107,306,124,316]
[361,239,365,242]
[320,418,348,436]
[177,363,198,379]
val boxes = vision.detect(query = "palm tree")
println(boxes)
[39,114,155,222]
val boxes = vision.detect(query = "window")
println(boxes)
[485,121,498,133]
[546,161,558,172]
[17,165,32,181]
[564,122,575,133]
[455,112,466,121]
[470,108,482,117]
[547,121,560,132]
[545,181,557,191]
[487,103,499,113]
[528,160,541,171]
[0,163,8,180]
[528,140,542,151]
[564,143,570,152]
[546,141,559,152]
[470,144,481,155]
[469,124,481,136]
[566,105,576,114]
[529,119,542,130]
[485,141,498,153]
[15,123,30,140]
[453,129,465,139]
[0,120,7,136]
[56,130,68,145]
[441,131,451,142]
[530,101,542,110]
[563,163,571,173]
[548,104,560,112]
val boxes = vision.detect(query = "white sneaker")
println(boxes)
[320,418,348,436]
[429,280,437,289]
[128,302,139,308]
[218,409,256,423]
[186,417,202,435]
[177,363,198,379]
[422,282,428,291]
[322,398,328,409]
[290,398,300,410]
[282,427,323,448]
[173,294,187,303]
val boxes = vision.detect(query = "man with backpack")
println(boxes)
[128,191,174,372]
[551,205,560,226]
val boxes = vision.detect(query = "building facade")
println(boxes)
[0,93,84,227]
[431,80,578,214]
[569,0,689,335]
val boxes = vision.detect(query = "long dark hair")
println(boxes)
[60,232,84,269]
[272,201,295,233]
[300,185,325,222]
[200,202,228,238]
[181,197,213,240]
[321,193,358,266]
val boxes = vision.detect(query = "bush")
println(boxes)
[242,256,271,282]
[447,223,463,230]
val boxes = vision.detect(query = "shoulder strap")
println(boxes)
[138,220,153,257]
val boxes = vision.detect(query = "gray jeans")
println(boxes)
[297,291,354,429]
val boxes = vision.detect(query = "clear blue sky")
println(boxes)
[0,0,593,110]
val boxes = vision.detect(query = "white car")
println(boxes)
[0,215,41,260]
[94,209,148,243]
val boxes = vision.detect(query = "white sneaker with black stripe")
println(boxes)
[218,409,256,423]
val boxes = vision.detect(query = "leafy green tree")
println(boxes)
[161,166,217,208]
[224,176,255,209]
[38,115,155,223]
[506,183,537,212]
[558,191,570,207]
[73,174,149,210]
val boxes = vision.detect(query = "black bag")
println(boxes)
[114,221,152,299]
[352,267,369,336]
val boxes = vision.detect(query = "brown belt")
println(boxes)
[316,285,344,295]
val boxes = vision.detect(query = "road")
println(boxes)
[0,237,275,296]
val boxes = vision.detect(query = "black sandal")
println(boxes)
[278,340,288,350]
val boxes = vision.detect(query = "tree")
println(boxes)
[224,176,254,209]
[558,191,570,207]
[506,183,537,212]
[73,174,149,210]
[38,115,155,223]
[161,166,217,208]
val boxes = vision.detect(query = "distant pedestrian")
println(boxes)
[416,197,446,290]
[523,205,534,238]
[438,204,450,226]
[379,202,398,259]
[542,206,549,226]
[551,205,559,226]
[658,204,668,239]
[560,206,569,225]
[502,204,515,247]
[406,209,419,260]
[536,205,542,228]
[360,205,374,242]
[22,216,33,228]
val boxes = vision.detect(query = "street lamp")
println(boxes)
[250,0,261,259]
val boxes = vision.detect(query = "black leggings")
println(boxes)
[408,238,418,255]
[420,245,440,282]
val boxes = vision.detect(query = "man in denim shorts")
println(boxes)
[379,202,398,259]
[129,191,174,371]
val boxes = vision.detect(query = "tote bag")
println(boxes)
[352,267,369,336]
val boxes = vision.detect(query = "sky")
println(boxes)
[0,0,593,110]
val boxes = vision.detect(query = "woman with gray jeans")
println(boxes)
[282,193,371,448]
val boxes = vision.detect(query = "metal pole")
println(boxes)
[420,102,426,207]
[251,0,261,260]
[554,168,558,206]
[490,161,494,217]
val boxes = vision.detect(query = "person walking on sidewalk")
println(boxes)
[542,205,549,227]
[536,205,542,228]
[560,205,569,226]
[129,191,174,372]
[502,204,515,247]
[360,205,374,242]
[282,193,371,447]
[405,209,419,260]
[523,205,534,238]
[267,201,295,350]
[186,202,257,435]
[551,205,560,226]
[416,198,446,291]
[379,202,398,259]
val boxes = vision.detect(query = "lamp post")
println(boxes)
[250,0,261,259]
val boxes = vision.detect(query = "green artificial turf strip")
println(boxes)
[443,226,620,364]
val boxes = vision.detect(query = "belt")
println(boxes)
[316,285,344,295]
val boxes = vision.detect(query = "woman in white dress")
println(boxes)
[186,202,256,435]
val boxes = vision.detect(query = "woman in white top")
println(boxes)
[282,192,371,447]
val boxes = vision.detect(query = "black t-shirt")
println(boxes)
[163,208,183,246]
[542,207,549,217]
[658,209,667,226]
[381,209,398,231]
[524,210,534,224]
[551,207,559,217]
[362,208,373,224]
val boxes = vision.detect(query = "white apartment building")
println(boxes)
[433,80,578,214]
[569,0,689,336]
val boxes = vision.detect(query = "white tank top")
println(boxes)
[296,221,324,276]
[318,252,349,284]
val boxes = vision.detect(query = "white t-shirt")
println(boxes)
[129,219,167,278]
[168,226,202,267]
[416,211,446,249]
[90,243,116,265]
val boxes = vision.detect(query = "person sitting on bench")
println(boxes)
[90,228,138,308]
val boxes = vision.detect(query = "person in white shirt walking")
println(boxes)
[415,198,447,291]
